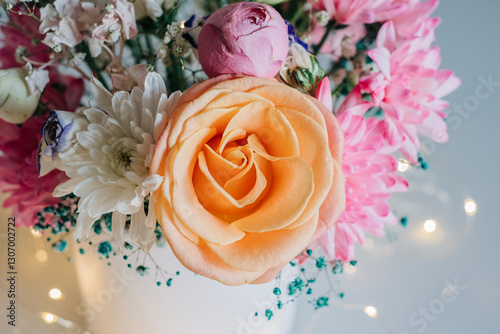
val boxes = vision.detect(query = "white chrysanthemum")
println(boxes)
[54,73,181,251]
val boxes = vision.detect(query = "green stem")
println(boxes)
[167,55,186,92]
[144,34,156,64]
[288,4,304,26]
[312,20,336,55]
[81,41,110,90]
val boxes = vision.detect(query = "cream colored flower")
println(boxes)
[0,68,40,124]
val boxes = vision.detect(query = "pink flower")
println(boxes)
[40,0,84,48]
[0,8,84,113]
[315,78,408,261]
[41,73,85,112]
[0,117,68,227]
[198,2,289,78]
[352,21,460,162]
[89,0,138,57]
[310,0,408,25]
[309,23,366,61]
[110,64,149,91]
[0,7,50,69]
[24,63,50,95]
[392,0,440,41]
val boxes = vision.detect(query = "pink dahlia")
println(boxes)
[315,78,408,261]
[0,118,68,227]
[354,21,460,163]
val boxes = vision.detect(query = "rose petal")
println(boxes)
[231,152,314,233]
[221,99,300,158]
[279,108,334,230]
[208,213,318,272]
[169,128,246,245]
[156,199,266,286]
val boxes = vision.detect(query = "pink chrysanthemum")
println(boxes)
[310,0,408,25]
[318,110,408,261]
[352,21,460,163]
[314,78,408,261]
[0,118,68,227]
[392,0,440,41]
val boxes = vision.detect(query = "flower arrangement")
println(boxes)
[0,0,458,313]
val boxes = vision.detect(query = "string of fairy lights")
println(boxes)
[22,158,478,333]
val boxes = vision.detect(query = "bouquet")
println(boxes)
[0,0,459,311]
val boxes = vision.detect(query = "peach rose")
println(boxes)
[150,75,345,285]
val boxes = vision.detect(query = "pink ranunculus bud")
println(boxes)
[198,2,289,79]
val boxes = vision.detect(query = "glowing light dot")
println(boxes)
[30,227,42,238]
[423,219,437,233]
[344,263,357,274]
[363,238,374,250]
[397,160,410,173]
[36,250,48,262]
[49,288,62,300]
[464,199,477,216]
[364,306,378,318]
[42,312,57,324]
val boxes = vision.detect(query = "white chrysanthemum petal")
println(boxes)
[111,91,131,118]
[76,164,103,177]
[89,148,106,162]
[59,73,178,250]
[119,100,138,132]
[130,121,145,142]
[76,131,101,151]
[87,124,108,141]
[53,177,81,196]
[72,176,106,196]
[154,91,182,140]
[112,211,127,253]
[91,77,113,112]
[117,189,142,214]
[141,108,155,134]
[145,200,156,229]
[136,142,151,158]
[84,187,121,217]
[143,72,166,117]
[107,118,128,137]
[141,174,164,194]
[130,87,144,112]
[83,108,107,124]
[74,211,100,241]
[130,206,156,251]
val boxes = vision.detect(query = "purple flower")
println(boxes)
[286,20,309,51]
[37,110,88,176]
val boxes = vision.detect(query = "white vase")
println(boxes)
[73,243,298,334]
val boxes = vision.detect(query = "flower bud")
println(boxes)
[279,43,325,93]
[37,110,89,176]
[198,2,289,78]
[0,68,40,124]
